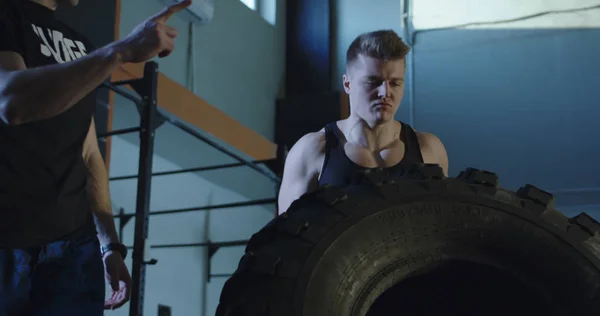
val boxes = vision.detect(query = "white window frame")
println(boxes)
[240,0,276,26]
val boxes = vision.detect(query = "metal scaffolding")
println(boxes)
[98,61,282,316]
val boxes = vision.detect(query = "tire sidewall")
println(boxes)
[291,192,600,316]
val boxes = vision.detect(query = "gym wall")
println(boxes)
[56,0,599,314]
[60,0,287,315]
[333,0,600,218]
[110,0,287,314]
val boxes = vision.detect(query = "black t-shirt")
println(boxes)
[0,0,98,248]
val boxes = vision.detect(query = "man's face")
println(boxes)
[343,55,405,125]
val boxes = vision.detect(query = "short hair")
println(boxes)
[346,30,410,69]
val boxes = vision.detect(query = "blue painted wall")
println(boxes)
[333,0,600,218]
[103,0,600,314]
[411,27,600,213]
[105,0,286,314]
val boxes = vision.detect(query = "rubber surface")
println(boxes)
[216,164,600,316]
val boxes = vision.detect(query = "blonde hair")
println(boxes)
[346,30,410,68]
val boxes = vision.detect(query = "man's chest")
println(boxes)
[19,20,91,67]
[344,141,407,168]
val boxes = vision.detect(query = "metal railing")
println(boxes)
[98,61,282,316]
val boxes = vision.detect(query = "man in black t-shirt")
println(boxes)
[0,0,191,314]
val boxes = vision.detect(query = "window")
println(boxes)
[239,0,276,26]
[239,0,256,10]
[259,0,276,25]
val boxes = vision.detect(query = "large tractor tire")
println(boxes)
[216,165,600,316]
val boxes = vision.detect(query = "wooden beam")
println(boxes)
[112,63,278,161]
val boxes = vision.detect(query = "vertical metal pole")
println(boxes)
[129,61,159,316]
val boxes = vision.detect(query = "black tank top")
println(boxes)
[318,121,424,187]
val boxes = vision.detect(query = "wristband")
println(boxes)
[101,243,128,259]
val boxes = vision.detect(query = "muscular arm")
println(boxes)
[277,132,325,214]
[0,44,124,125]
[418,132,449,177]
[83,118,120,245]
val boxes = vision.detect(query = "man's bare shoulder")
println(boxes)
[281,129,328,180]
[277,130,327,213]
[415,131,444,148]
[289,130,327,158]
[414,130,449,175]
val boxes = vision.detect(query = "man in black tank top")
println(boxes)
[0,0,190,313]
[278,30,449,214]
